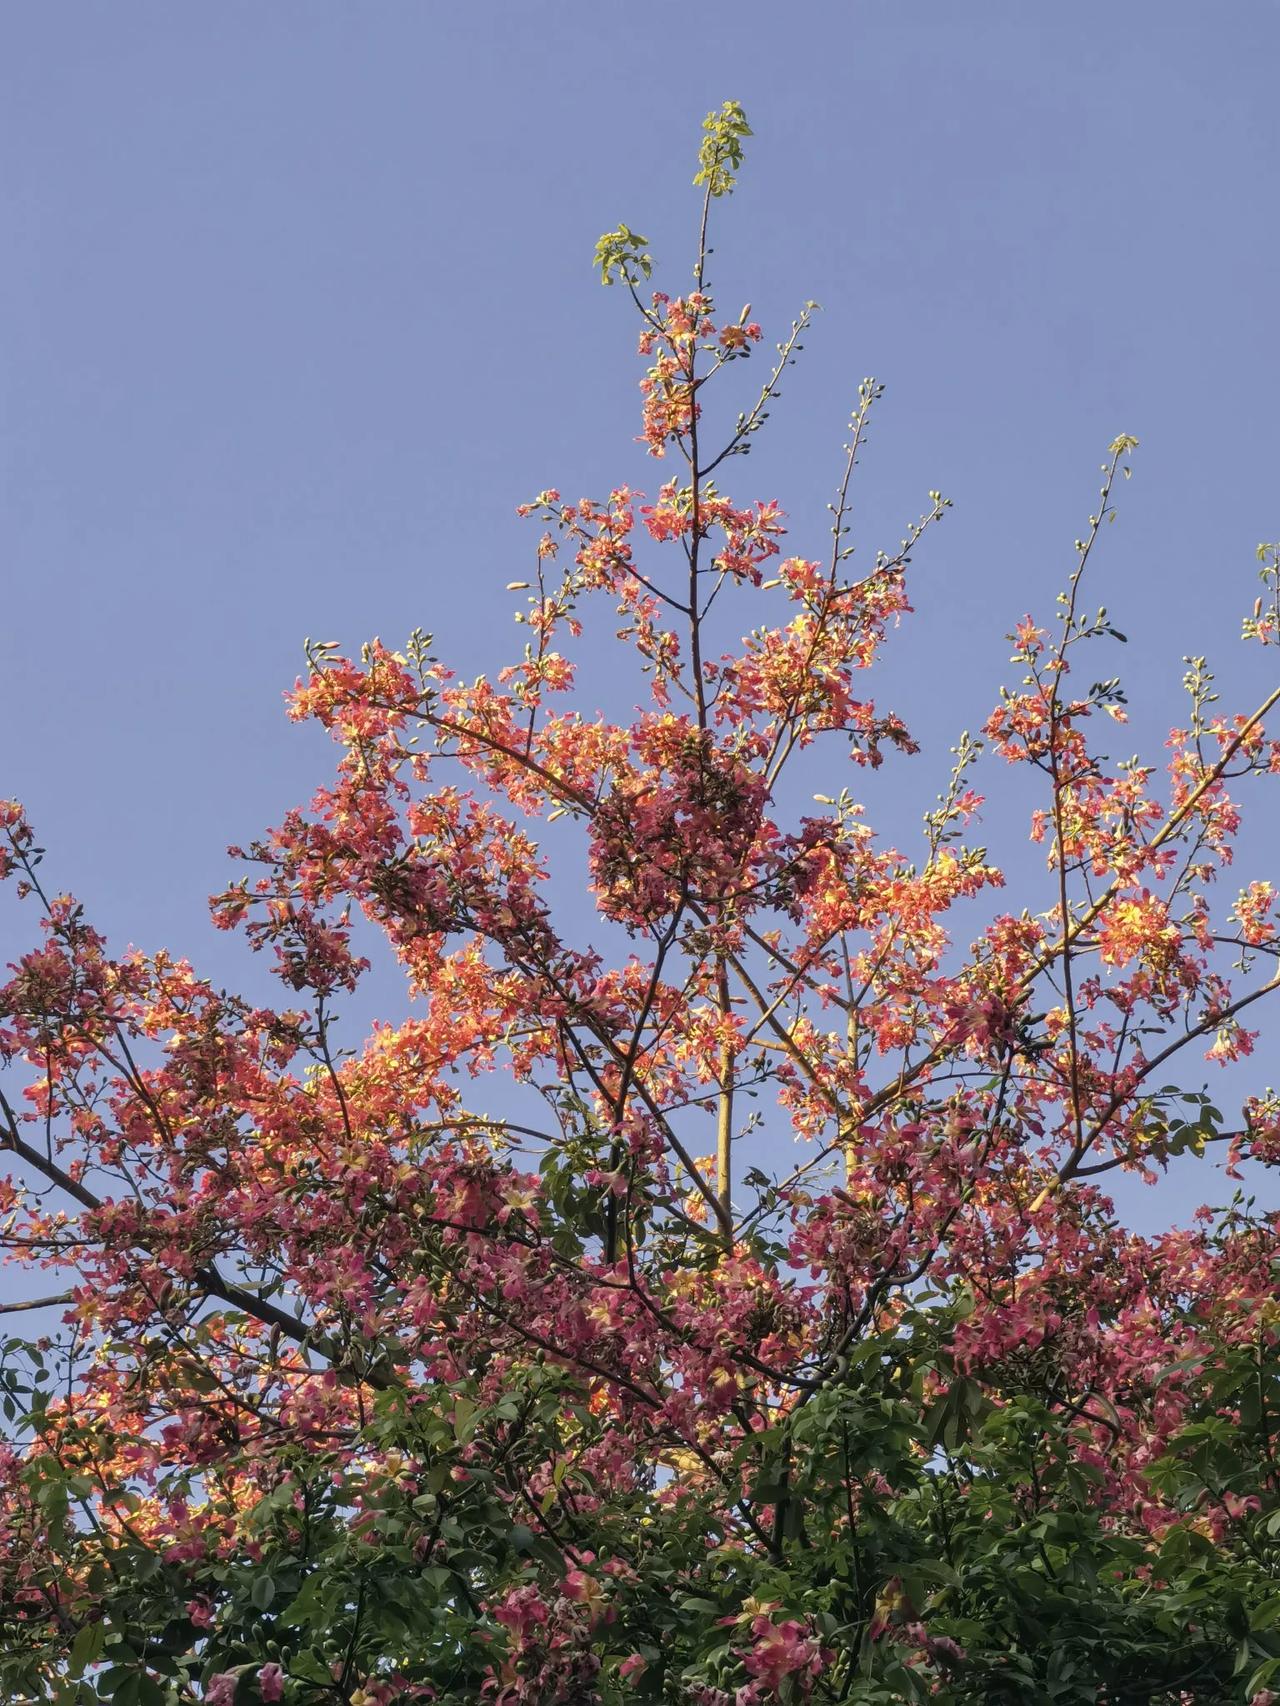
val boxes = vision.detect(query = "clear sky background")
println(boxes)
[3,4,1279,1232]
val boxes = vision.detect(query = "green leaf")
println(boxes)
[68,1619,105,1679]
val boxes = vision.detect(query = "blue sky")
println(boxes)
[3,4,1279,1229]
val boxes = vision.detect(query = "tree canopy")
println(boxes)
[4,103,1280,1706]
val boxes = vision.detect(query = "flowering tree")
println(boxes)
[4,103,1280,1706]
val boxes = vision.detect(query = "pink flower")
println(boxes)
[619,1653,648,1682]
[492,1584,549,1641]
[259,1663,285,1702]
[561,1568,606,1623]
[1223,1491,1261,1520]
[742,1616,824,1691]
